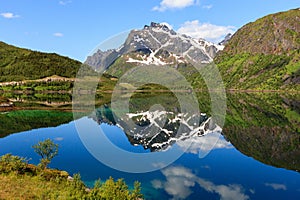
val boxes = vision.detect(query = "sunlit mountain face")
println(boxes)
[85,22,224,72]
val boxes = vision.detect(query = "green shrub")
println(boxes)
[0,154,144,199]
[0,154,27,174]
[32,139,59,169]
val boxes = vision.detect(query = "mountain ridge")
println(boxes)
[85,22,224,72]
[0,41,83,82]
[1,9,299,91]
[215,8,300,91]
[223,8,300,55]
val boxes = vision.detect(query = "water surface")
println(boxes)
[0,92,299,199]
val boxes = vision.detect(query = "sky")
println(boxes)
[0,0,299,62]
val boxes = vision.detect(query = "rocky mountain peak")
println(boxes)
[85,22,224,72]
[143,22,171,31]
[218,33,232,46]
[92,106,221,152]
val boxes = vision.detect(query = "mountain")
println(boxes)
[85,22,224,73]
[224,92,300,171]
[218,33,232,46]
[92,105,221,152]
[0,110,73,138]
[0,42,83,82]
[215,8,300,91]
[90,92,300,171]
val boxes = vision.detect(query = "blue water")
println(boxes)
[0,117,299,200]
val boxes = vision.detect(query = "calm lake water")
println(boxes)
[0,92,299,199]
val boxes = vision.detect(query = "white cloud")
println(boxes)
[176,132,232,157]
[152,162,167,168]
[0,12,20,19]
[161,167,195,199]
[53,32,64,37]
[177,20,235,43]
[201,165,211,169]
[151,179,164,189]
[265,183,287,191]
[152,166,250,200]
[54,137,64,141]
[59,0,72,5]
[249,189,255,194]
[153,0,197,12]
[202,4,213,9]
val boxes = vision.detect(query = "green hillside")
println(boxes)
[0,110,74,138]
[215,8,300,91]
[0,42,82,82]
[106,52,209,91]
[0,154,143,199]
[223,92,300,171]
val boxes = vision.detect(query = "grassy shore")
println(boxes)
[0,154,143,200]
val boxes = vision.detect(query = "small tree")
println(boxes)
[32,138,59,169]
[131,181,143,199]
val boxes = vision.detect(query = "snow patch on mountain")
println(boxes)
[85,22,226,71]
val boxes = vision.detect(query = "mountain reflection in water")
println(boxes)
[0,92,299,199]
[91,105,223,153]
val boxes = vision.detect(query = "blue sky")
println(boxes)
[0,0,299,61]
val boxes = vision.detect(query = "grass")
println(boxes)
[285,109,300,124]
[215,52,299,90]
[0,154,143,200]
[0,173,74,199]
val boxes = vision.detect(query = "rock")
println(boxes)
[85,22,223,71]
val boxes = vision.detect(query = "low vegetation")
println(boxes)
[32,139,59,169]
[215,8,300,91]
[0,42,83,82]
[215,51,300,91]
[0,110,74,138]
[0,42,99,80]
[0,74,117,92]
[0,81,74,91]
[0,139,143,199]
[223,92,300,171]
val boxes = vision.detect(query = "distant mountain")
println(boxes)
[215,8,300,91]
[85,22,224,73]
[218,33,232,46]
[0,42,83,82]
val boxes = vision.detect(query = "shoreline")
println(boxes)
[1,88,299,94]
